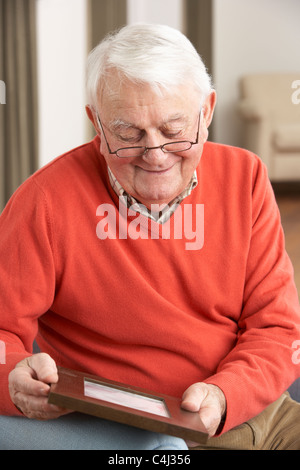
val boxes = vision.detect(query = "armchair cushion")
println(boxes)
[273,123,300,151]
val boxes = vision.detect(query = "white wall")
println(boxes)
[36,0,88,167]
[127,0,183,31]
[212,0,300,147]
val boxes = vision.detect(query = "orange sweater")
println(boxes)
[0,137,299,433]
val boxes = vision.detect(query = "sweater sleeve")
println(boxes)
[204,160,300,434]
[0,178,56,415]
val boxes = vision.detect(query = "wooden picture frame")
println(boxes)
[48,366,208,444]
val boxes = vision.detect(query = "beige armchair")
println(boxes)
[238,74,300,181]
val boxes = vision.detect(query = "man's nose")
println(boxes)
[141,144,167,165]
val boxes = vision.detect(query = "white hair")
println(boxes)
[86,23,213,108]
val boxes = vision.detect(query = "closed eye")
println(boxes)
[160,122,187,140]
[163,130,185,140]
[115,130,145,144]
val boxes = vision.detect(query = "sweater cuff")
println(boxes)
[0,352,32,416]
[202,372,263,435]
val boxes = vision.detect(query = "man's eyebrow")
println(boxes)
[162,114,188,123]
[109,119,138,130]
[109,114,188,131]
[161,114,189,127]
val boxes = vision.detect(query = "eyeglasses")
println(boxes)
[95,111,201,158]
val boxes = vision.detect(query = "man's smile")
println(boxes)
[136,163,177,175]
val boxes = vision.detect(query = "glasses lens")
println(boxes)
[115,141,193,158]
[162,142,192,153]
[116,147,146,158]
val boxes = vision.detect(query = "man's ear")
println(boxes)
[85,105,99,133]
[202,91,217,129]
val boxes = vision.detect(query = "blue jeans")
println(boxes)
[0,412,188,450]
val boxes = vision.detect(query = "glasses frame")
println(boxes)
[95,111,201,158]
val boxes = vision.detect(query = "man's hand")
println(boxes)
[8,353,70,420]
[181,383,226,437]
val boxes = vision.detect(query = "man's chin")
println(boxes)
[134,191,179,209]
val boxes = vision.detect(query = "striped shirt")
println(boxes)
[107,167,198,224]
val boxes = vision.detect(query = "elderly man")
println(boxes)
[0,24,300,450]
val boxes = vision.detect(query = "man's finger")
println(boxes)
[197,404,222,437]
[17,353,59,384]
[9,366,48,397]
[181,383,207,412]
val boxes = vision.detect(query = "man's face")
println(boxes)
[90,77,216,209]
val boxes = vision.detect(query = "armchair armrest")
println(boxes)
[237,99,267,121]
